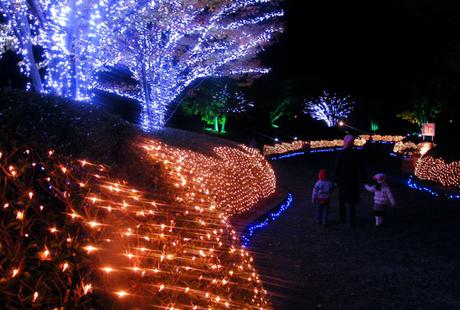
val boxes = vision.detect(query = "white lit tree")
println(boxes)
[0,0,43,92]
[39,0,109,100]
[304,90,355,127]
[2,0,283,131]
[0,0,108,99]
[98,0,283,131]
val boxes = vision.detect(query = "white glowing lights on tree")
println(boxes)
[304,91,355,127]
[1,0,283,131]
[40,0,109,100]
[212,85,254,115]
[99,0,283,130]
[0,0,43,92]
[0,0,108,99]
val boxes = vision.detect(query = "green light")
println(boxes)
[371,121,379,132]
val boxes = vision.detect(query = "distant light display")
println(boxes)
[263,135,405,157]
[304,91,355,127]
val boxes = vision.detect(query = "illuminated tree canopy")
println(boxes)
[1,0,284,131]
[182,84,254,134]
[304,90,355,127]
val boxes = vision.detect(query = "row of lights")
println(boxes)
[263,134,400,156]
[241,193,294,247]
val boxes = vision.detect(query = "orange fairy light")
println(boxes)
[40,247,51,260]
[32,292,39,303]
[11,268,19,277]
[83,245,98,254]
[87,221,102,229]
[49,227,58,233]
[101,266,115,274]
[82,283,92,295]
[115,290,129,298]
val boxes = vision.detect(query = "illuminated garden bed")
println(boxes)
[0,139,276,308]
[0,89,278,309]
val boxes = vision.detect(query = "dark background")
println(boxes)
[247,0,460,134]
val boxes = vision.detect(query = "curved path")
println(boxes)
[249,147,460,309]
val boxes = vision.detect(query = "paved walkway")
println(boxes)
[248,149,460,309]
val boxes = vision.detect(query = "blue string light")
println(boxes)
[241,193,294,247]
[269,147,364,161]
[407,175,460,200]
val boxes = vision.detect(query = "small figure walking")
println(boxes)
[312,169,334,226]
[365,173,396,227]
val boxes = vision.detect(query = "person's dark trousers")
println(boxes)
[339,200,356,226]
[317,202,329,225]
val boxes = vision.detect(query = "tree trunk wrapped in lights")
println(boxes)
[0,0,108,99]
[0,0,43,92]
[98,0,283,131]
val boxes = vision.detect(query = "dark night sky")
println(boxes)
[254,0,460,124]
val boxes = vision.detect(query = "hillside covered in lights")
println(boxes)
[0,88,277,308]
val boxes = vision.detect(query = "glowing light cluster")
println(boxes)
[141,139,277,215]
[393,141,419,156]
[263,137,367,156]
[370,135,404,143]
[263,135,405,157]
[393,141,432,157]
[1,143,274,308]
[304,90,355,127]
[415,155,460,188]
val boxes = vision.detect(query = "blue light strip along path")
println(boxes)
[241,193,294,247]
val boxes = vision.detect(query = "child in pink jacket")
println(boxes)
[365,173,395,227]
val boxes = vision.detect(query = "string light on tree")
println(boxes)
[98,0,284,131]
[304,91,355,127]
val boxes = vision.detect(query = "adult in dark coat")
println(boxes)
[334,135,367,226]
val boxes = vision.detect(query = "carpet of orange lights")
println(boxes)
[0,138,277,309]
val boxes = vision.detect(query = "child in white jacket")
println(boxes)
[365,173,395,227]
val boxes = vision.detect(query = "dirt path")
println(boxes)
[248,149,460,309]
